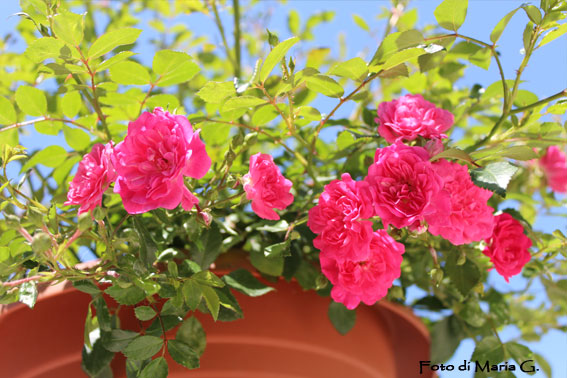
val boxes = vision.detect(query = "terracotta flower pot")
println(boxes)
[0,257,431,378]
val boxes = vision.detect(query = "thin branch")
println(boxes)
[0,116,98,137]
[211,0,237,69]
[233,0,242,78]
[311,72,380,155]
[511,89,567,114]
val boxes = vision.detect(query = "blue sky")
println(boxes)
[1,1,566,377]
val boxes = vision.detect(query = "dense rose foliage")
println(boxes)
[539,146,567,193]
[376,94,454,143]
[308,173,374,261]
[113,108,211,214]
[243,153,294,220]
[427,159,495,245]
[483,213,532,282]
[65,143,115,214]
[320,230,405,309]
[365,142,449,230]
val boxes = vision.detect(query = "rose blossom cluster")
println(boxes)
[66,107,211,215]
[308,94,533,308]
[67,108,294,220]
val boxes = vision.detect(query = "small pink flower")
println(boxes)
[113,108,211,214]
[427,159,495,245]
[308,173,374,261]
[243,153,294,220]
[539,146,567,193]
[365,142,449,230]
[376,94,454,144]
[483,213,532,282]
[320,230,405,310]
[65,143,115,214]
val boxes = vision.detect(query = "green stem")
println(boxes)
[0,116,102,138]
[211,0,236,70]
[233,0,241,78]
[511,89,567,114]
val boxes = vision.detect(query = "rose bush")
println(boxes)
[0,0,566,376]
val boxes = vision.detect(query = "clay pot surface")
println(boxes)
[0,257,431,378]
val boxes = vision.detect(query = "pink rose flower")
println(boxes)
[65,143,115,214]
[365,142,449,230]
[113,108,211,214]
[482,213,532,282]
[427,159,495,245]
[308,173,374,261]
[243,153,294,220]
[320,230,405,310]
[376,94,454,144]
[539,146,567,193]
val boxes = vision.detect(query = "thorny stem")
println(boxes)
[510,89,567,114]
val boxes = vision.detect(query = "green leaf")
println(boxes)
[250,248,284,276]
[63,126,91,151]
[96,51,136,72]
[18,281,38,309]
[176,317,206,356]
[500,146,538,161]
[223,268,275,297]
[431,316,464,363]
[445,253,480,296]
[123,335,163,360]
[506,342,533,367]
[522,5,542,24]
[134,306,157,321]
[153,50,199,86]
[288,10,300,34]
[471,336,505,365]
[25,37,69,63]
[192,271,225,288]
[109,61,150,85]
[305,74,344,98]
[328,301,356,335]
[21,145,67,172]
[145,94,180,111]
[81,337,114,377]
[431,147,477,165]
[104,284,145,306]
[200,285,220,321]
[352,14,370,31]
[139,357,168,378]
[196,81,235,104]
[88,28,141,59]
[132,216,158,266]
[533,353,552,378]
[434,0,468,31]
[471,161,519,197]
[61,90,82,118]
[182,280,202,311]
[370,29,424,66]
[72,280,100,295]
[103,329,138,352]
[264,240,291,259]
[328,57,368,81]
[220,96,266,120]
[0,96,17,125]
[381,47,428,71]
[192,222,223,269]
[15,86,47,116]
[539,23,567,47]
[52,11,84,46]
[490,8,520,43]
[259,36,300,83]
[167,340,200,369]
